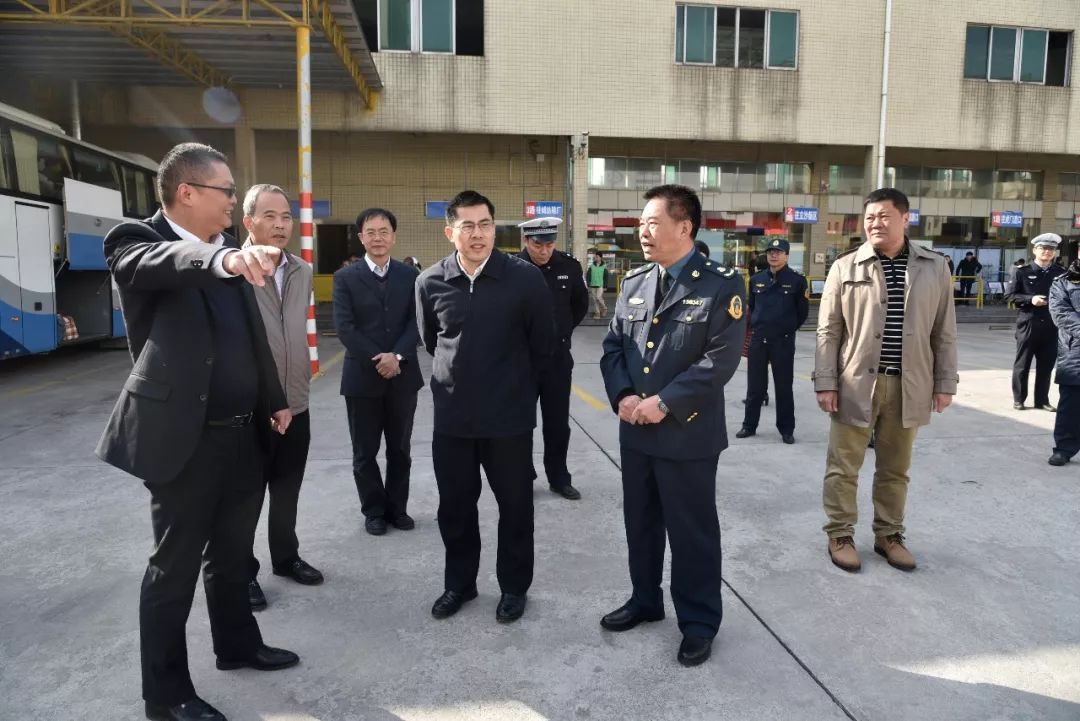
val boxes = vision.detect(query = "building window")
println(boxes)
[1059,173,1080,202]
[675,5,798,70]
[827,165,865,195]
[374,0,457,53]
[964,24,1071,86]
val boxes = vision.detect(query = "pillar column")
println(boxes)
[570,133,590,263]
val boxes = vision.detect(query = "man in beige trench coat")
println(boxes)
[812,188,958,573]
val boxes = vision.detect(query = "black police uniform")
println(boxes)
[600,251,745,639]
[517,248,589,488]
[416,250,555,596]
[1007,262,1066,407]
[741,264,808,436]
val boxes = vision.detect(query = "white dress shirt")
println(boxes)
[365,254,390,277]
[456,252,491,283]
[162,211,234,278]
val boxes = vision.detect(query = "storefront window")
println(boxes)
[994,170,1042,200]
[827,165,864,195]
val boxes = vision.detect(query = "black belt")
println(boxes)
[206,412,254,428]
[878,366,902,376]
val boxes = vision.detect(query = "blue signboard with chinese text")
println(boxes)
[991,210,1023,228]
[784,206,818,224]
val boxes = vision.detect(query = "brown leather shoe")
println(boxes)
[874,533,916,571]
[828,536,861,572]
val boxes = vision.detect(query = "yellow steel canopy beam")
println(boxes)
[0,0,379,107]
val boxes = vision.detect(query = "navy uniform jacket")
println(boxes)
[748,265,808,338]
[332,258,424,398]
[416,249,555,438]
[517,248,589,345]
[1008,263,1066,318]
[600,252,746,460]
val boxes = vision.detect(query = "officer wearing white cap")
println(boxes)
[516,216,589,499]
[1006,233,1066,410]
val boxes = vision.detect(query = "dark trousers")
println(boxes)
[1054,384,1080,459]
[536,343,574,488]
[742,333,796,435]
[140,425,264,705]
[959,280,975,302]
[1013,321,1057,406]
[346,392,418,519]
[250,410,311,578]
[432,432,535,595]
[620,446,722,639]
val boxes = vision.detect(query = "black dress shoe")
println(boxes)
[431,588,478,619]
[248,580,267,611]
[365,516,388,536]
[781,434,795,444]
[677,635,713,667]
[388,513,415,530]
[550,484,582,500]
[145,697,226,721]
[1035,403,1057,412]
[216,644,299,671]
[600,601,665,632]
[1049,452,1070,466]
[734,427,755,439]
[1013,402,1026,410]
[273,558,324,585]
[495,592,527,623]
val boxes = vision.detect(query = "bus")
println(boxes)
[0,101,158,359]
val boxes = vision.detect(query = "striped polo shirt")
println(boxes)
[877,245,908,370]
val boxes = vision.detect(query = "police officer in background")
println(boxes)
[600,184,745,667]
[1007,234,1066,411]
[735,238,808,444]
[517,217,589,500]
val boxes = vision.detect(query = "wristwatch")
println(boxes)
[394,353,405,363]
[657,398,670,416]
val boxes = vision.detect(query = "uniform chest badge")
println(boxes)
[728,295,743,320]
[755,283,765,287]
[682,298,705,306]
[628,297,645,305]
[557,275,569,280]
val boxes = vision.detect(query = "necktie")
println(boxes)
[657,268,671,306]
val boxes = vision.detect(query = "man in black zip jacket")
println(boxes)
[416,190,555,624]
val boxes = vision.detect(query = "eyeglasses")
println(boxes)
[452,220,496,235]
[184,181,237,198]
[363,229,393,240]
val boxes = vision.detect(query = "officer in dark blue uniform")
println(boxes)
[735,238,808,443]
[1007,234,1066,410]
[517,217,589,499]
[599,184,745,668]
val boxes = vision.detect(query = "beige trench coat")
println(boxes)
[812,240,958,428]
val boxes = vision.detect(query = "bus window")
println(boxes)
[122,166,147,216]
[0,126,14,191]
[143,169,159,213]
[73,148,120,191]
[10,128,41,196]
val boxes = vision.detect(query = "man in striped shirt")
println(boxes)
[813,188,958,574]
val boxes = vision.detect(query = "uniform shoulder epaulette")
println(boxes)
[625,263,654,278]
[700,261,737,278]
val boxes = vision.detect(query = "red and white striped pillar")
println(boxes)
[296,21,319,375]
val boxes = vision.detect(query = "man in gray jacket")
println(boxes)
[243,184,323,609]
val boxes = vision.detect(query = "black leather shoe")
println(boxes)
[273,559,324,585]
[495,592,527,623]
[781,434,795,444]
[248,580,267,611]
[388,513,415,530]
[1013,402,1025,410]
[600,601,665,632]
[1049,452,1070,466]
[677,635,713,667]
[145,697,226,721]
[735,427,755,439]
[1035,403,1057,412]
[216,644,299,671]
[431,588,478,619]
[365,516,388,536]
[550,484,581,500]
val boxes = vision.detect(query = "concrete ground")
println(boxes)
[0,325,1077,721]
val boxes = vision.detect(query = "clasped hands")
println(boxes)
[618,394,667,425]
[372,352,401,379]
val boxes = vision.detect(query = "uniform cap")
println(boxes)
[518,216,562,241]
[766,238,790,253]
[1031,233,1061,249]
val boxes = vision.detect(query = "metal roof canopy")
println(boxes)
[0,0,382,106]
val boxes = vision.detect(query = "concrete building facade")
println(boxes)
[2,0,1079,295]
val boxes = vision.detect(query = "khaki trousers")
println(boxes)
[822,375,918,538]
[591,286,607,315]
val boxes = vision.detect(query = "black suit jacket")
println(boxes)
[95,211,287,485]
[333,258,424,397]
